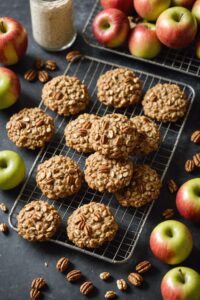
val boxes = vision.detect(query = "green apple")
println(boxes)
[134,0,171,21]
[128,23,162,59]
[192,0,200,26]
[0,150,26,190]
[161,267,200,300]
[0,67,20,109]
[150,220,193,265]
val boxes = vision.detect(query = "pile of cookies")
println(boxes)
[8,67,189,250]
[65,112,162,208]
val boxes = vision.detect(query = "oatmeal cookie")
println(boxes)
[42,75,90,116]
[17,200,61,241]
[67,202,118,248]
[36,155,83,200]
[84,152,133,193]
[89,113,139,159]
[97,68,142,108]
[142,83,188,122]
[115,164,161,207]
[6,108,54,150]
[131,116,160,155]
[65,114,100,153]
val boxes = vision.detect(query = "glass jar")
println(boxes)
[29,0,76,51]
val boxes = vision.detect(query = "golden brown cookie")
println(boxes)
[142,83,188,122]
[17,200,61,241]
[84,152,133,193]
[6,108,54,150]
[36,155,83,200]
[89,113,139,159]
[65,113,100,153]
[67,202,118,248]
[42,75,90,116]
[131,116,160,155]
[115,164,161,207]
[97,68,142,108]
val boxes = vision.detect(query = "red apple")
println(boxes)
[92,8,130,48]
[0,17,28,65]
[192,0,200,26]
[156,7,197,49]
[171,0,195,8]
[0,67,20,109]
[176,178,200,222]
[150,220,193,265]
[100,0,134,15]
[128,23,162,59]
[161,267,200,300]
[133,0,170,21]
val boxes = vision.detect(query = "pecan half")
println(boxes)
[34,58,44,70]
[45,60,57,71]
[0,223,8,233]
[30,289,40,300]
[24,69,37,81]
[185,159,195,172]
[80,281,94,295]
[162,208,175,219]
[116,279,127,291]
[135,260,152,274]
[99,272,110,281]
[38,70,49,83]
[128,272,143,286]
[66,269,82,282]
[0,203,8,212]
[56,257,70,272]
[66,50,82,63]
[168,179,178,193]
[105,291,117,299]
[31,277,46,290]
[191,130,200,143]
[193,153,200,167]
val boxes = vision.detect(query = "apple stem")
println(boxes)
[178,269,185,284]
[179,14,184,22]
[0,21,6,33]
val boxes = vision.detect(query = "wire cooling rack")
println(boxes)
[9,56,195,264]
[82,0,200,78]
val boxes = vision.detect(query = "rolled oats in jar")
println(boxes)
[29,0,76,51]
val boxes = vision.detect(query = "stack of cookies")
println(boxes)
[65,112,162,209]
[13,68,189,250]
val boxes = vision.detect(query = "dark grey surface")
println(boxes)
[0,1,200,299]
